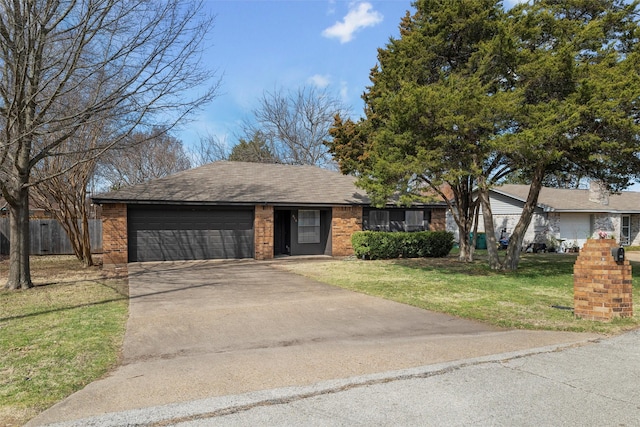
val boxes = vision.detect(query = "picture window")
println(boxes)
[298,210,320,244]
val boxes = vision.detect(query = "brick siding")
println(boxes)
[431,208,447,231]
[574,239,633,321]
[254,205,274,260]
[332,206,363,257]
[100,203,436,265]
[101,203,128,270]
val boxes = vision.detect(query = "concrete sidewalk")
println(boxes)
[33,330,640,426]
[27,259,603,426]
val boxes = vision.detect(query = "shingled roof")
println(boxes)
[495,184,640,213]
[93,161,376,206]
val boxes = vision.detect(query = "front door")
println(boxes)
[274,210,291,256]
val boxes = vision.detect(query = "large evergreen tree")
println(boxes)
[328,0,640,270]
[328,0,512,264]
[229,131,279,163]
[498,0,640,269]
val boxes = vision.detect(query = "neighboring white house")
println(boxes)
[448,182,640,251]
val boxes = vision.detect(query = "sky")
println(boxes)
[182,0,522,153]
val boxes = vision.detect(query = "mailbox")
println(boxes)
[611,247,625,262]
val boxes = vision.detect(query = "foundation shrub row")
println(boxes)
[352,231,454,260]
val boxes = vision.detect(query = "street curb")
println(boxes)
[40,338,600,427]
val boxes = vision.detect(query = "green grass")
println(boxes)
[0,256,128,426]
[281,253,640,335]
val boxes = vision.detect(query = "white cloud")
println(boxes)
[327,0,336,15]
[308,74,332,88]
[322,2,383,44]
[339,81,349,103]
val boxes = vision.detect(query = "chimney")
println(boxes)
[589,180,609,205]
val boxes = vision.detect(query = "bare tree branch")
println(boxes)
[98,129,192,189]
[190,133,229,166]
[241,86,348,168]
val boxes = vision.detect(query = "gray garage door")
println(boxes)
[128,206,254,262]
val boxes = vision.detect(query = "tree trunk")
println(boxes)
[459,229,473,262]
[469,202,480,260]
[55,204,94,267]
[80,212,94,267]
[477,185,501,269]
[57,213,94,268]
[503,165,546,271]
[448,179,478,263]
[5,187,33,290]
[454,207,477,263]
[458,207,478,262]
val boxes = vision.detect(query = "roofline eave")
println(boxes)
[91,198,447,208]
[551,209,640,214]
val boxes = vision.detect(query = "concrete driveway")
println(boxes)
[29,259,600,425]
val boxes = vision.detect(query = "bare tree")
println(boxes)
[98,129,192,189]
[0,0,220,290]
[33,127,191,268]
[31,120,108,267]
[242,86,347,168]
[190,133,229,166]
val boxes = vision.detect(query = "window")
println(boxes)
[298,210,320,244]
[368,210,390,231]
[621,215,631,246]
[405,210,424,232]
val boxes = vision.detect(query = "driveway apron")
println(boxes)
[29,259,600,425]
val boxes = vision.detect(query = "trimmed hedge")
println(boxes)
[352,231,454,260]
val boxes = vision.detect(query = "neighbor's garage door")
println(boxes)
[559,213,591,248]
[128,206,254,262]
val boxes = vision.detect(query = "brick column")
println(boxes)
[430,208,447,231]
[331,206,362,257]
[254,205,274,260]
[101,203,128,273]
[574,239,633,321]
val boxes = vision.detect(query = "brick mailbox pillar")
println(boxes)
[573,239,633,321]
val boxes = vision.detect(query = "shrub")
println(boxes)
[352,231,454,259]
[352,231,403,259]
[419,231,456,258]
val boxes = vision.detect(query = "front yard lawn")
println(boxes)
[0,256,128,426]
[280,252,640,335]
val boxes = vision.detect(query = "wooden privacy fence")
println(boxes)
[0,219,102,255]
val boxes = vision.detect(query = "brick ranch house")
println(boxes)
[467,182,640,251]
[92,161,447,268]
